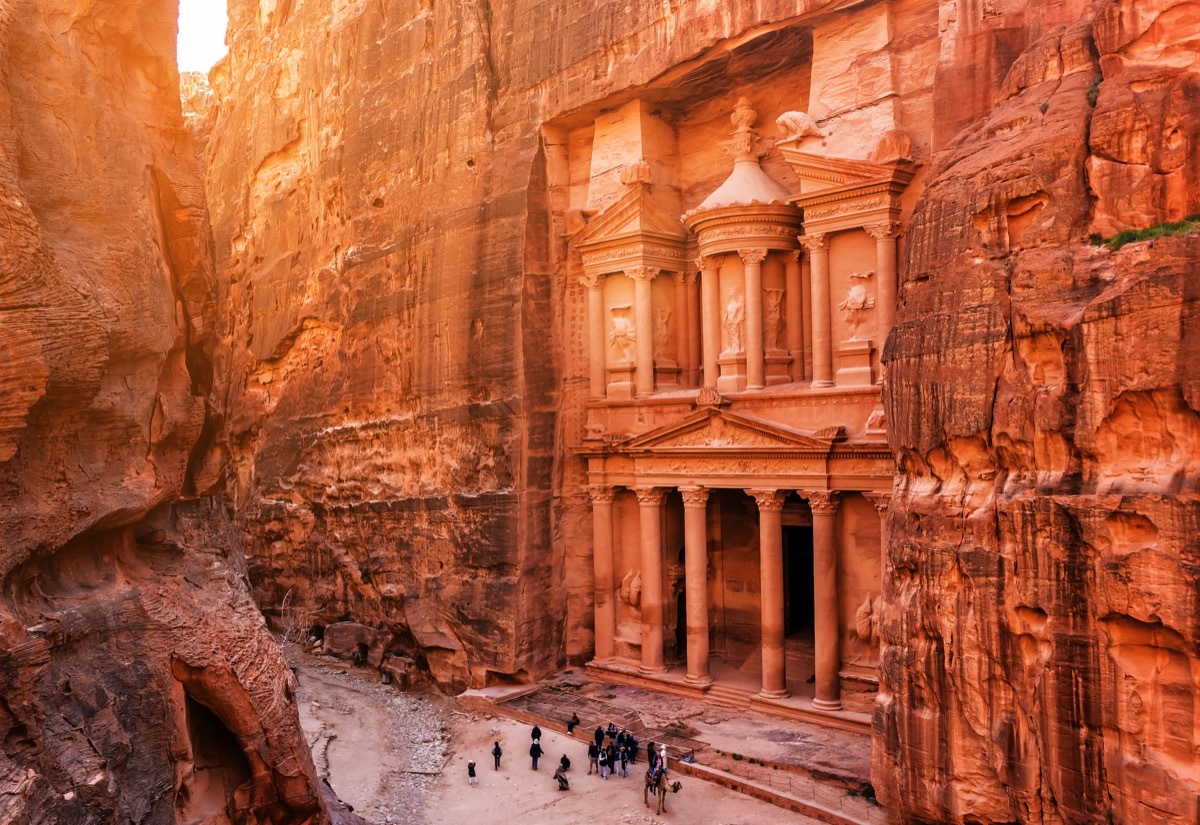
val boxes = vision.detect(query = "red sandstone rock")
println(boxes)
[878,1,1200,823]
[0,1,327,822]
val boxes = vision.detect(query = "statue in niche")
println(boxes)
[776,110,824,142]
[654,307,674,359]
[722,295,745,354]
[763,288,785,351]
[620,569,642,608]
[608,305,636,363]
[839,273,876,340]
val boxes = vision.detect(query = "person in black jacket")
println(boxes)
[530,739,543,770]
[566,712,580,734]
[587,741,600,774]
[491,741,502,770]
[593,726,604,748]
[531,723,542,741]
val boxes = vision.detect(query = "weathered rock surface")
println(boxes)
[878,0,1200,822]
[0,1,326,822]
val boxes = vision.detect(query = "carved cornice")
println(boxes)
[866,221,902,241]
[739,248,768,266]
[634,486,667,506]
[588,485,617,505]
[805,490,841,514]
[747,488,785,512]
[799,233,829,252]
[678,486,710,508]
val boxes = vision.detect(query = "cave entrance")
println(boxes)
[783,524,816,688]
[175,694,252,823]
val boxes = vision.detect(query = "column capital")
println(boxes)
[739,248,768,266]
[782,249,802,266]
[579,271,603,290]
[680,270,698,286]
[678,486,710,508]
[695,254,722,273]
[805,490,841,514]
[588,485,617,505]
[626,265,659,282]
[634,486,666,506]
[863,491,892,514]
[746,488,785,512]
[866,221,902,241]
[799,233,829,252]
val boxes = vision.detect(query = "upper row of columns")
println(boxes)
[589,484,891,711]
[584,223,900,399]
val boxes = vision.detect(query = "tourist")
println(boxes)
[593,725,604,747]
[467,760,477,786]
[553,766,570,791]
[619,744,629,777]
[597,745,608,779]
[587,741,599,774]
[531,723,542,741]
[567,712,580,734]
[627,735,638,764]
[530,739,543,770]
[647,740,657,769]
[605,721,618,740]
[559,753,571,772]
[491,740,502,770]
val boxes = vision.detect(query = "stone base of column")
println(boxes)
[811,697,843,712]
[684,674,714,687]
[638,665,669,677]
[757,689,790,700]
[811,378,834,389]
[588,657,616,667]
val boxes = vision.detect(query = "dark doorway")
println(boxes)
[784,526,814,636]
[675,589,687,657]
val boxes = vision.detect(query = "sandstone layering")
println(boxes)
[1,0,1197,822]
[0,1,329,822]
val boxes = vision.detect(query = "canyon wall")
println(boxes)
[877,0,1200,822]
[0,1,327,822]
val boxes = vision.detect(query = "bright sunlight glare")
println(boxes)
[177,0,228,73]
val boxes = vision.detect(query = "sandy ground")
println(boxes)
[293,656,825,825]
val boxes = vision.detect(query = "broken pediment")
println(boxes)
[620,408,840,453]
[573,180,689,275]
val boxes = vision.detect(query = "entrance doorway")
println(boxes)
[783,526,814,636]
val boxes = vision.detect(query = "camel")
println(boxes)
[643,767,682,815]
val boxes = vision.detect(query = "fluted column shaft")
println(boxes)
[741,249,767,390]
[749,489,788,698]
[868,222,901,365]
[629,267,657,396]
[636,487,667,674]
[699,258,721,388]
[784,251,804,382]
[807,491,842,709]
[680,486,712,685]
[589,486,617,663]
[584,274,606,398]
[803,234,833,387]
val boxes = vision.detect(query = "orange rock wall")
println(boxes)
[0,1,326,822]
[877,0,1200,821]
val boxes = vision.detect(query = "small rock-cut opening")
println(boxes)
[176,694,252,824]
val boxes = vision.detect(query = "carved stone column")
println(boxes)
[673,272,689,381]
[683,271,700,385]
[679,486,712,686]
[628,266,657,396]
[749,489,788,698]
[784,251,804,383]
[806,490,842,709]
[864,491,892,589]
[589,485,617,663]
[801,234,833,387]
[867,222,901,368]
[635,486,667,675]
[583,272,606,399]
[699,257,721,389]
[740,249,768,390]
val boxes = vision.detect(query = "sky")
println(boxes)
[177,1,228,73]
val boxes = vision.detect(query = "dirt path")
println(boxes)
[293,656,827,825]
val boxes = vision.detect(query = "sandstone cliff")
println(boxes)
[0,1,326,822]
[878,0,1200,822]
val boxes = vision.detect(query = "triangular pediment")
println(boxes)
[621,408,840,452]
[777,148,917,200]
[573,182,688,249]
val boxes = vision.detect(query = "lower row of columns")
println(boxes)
[590,485,889,711]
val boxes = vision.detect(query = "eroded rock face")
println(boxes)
[877,0,1200,822]
[0,1,325,822]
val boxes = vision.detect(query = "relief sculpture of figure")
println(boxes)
[654,307,674,359]
[776,110,823,142]
[838,284,875,340]
[763,288,785,351]
[722,295,745,354]
[609,306,636,363]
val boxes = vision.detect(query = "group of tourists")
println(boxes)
[467,716,669,796]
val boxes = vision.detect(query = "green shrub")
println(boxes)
[1101,215,1200,251]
